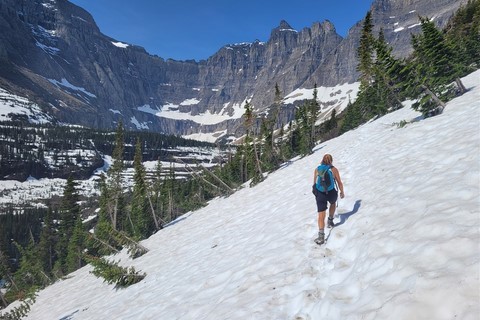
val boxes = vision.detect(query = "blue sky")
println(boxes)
[69,0,372,61]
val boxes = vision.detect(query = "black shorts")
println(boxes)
[315,189,338,212]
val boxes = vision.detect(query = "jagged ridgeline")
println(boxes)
[0,0,466,139]
[0,121,218,181]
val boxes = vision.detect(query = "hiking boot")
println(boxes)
[327,217,335,228]
[315,231,325,245]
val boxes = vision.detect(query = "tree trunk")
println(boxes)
[91,235,120,253]
[113,197,118,230]
[168,191,174,221]
[455,77,467,94]
[0,291,8,307]
[147,194,162,230]
[253,138,263,178]
[422,84,446,108]
[199,164,234,194]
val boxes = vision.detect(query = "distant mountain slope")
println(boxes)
[5,70,479,320]
[0,0,466,139]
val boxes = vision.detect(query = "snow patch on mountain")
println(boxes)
[138,99,246,125]
[4,71,478,320]
[0,88,54,124]
[183,129,229,143]
[111,41,129,48]
[48,78,96,99]
[130,116,149,130]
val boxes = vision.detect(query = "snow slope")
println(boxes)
[3,71,480,319]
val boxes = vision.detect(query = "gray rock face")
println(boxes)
[0,0,466,138]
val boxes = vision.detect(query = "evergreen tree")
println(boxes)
[129,138,150,239]
[259,115,275,172]
[357,11,375,90]
[0,250,15,307]
[10,237,49,301]
[65,216,86,273]
[271,84,283,149]
[259,84,284,172]
[243,100,263,185]
[373,29,404,113]
[93,173,118,256]
[108,121,126,230]
[324,109,338,133]
[37,208,57,274]
[293,102,311,156]
[60,177,80,234]
[340,99,362,133]
[307,85,320,152]
[86,256,145,288]
[217,146,243,187]
[148,160,164,230]
[162,162,177,223]
[270,83,282,150]
[445,0,480,71]
[410,16,466,115]
[55,176,80,275]
[354,10,387,122]
[279,120,294,162]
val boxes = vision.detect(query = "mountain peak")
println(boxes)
[278,20,294,30]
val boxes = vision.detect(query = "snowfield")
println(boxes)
[2,71,479,319]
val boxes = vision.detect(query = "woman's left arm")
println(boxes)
[332,167,345,198]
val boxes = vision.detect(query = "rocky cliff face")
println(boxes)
[0,0,466,139]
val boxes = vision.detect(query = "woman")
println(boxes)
[313,154,344,245]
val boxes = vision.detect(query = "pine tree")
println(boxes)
[55,176,80,275]
[340,99,362,133]
[272,84,283,150]
[258,84,284,172]
[11,236,50,300]
[65,216,86,273]
[357,11,375,90]
[445,0,480,71]
[354,10,387,122]
[0,249,16,307]
[86,256,146,288]
[148,160,164,230]
[293,102,311,156]
[373,29,404,113]
[278,120,294,162]
[162,162,176,223]
[324,109,338,133]
[243,100,263,184]
[60,177,80,234]
[259,115,275,172]
[108,121,126,230]
[308,85,320,152]
[93,173,118,256]
[129,138,150,239]
[37,208,57,274]
[410,16,466,115]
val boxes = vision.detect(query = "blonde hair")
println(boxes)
[321,154,333,165]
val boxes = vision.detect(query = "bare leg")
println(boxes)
[316,211,327,244]
[328,202,336,219]
[318,211,326,229]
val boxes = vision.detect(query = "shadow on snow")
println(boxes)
[336,199,362,227]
